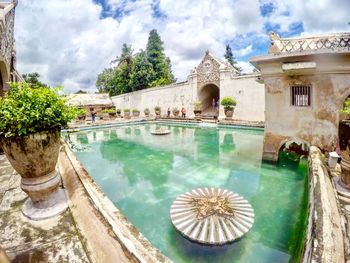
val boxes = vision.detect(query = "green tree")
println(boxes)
[146,29,175,86]
[224,44,241,73]
[22,72,49,87]
[130,50,154,91]
[96,68,117,95]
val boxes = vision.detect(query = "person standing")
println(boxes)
[181,107,186,118]
[167,107,171,117]
[91,111,96,123]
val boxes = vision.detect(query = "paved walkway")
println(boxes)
[0,154,90,263]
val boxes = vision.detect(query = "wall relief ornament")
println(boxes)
[197,53,220,84]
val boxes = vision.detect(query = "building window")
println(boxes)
[291,85,311,107]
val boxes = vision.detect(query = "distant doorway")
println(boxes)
[198,83,220,116]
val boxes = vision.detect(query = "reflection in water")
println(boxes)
[73,124,308,263]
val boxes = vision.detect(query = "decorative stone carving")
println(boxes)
[170,187,255,245]
[0,9,15,68]
[197,53,220,84]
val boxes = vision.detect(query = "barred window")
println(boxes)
[291,85,311,107]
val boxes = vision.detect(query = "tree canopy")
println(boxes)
[96,29,175,96]
[22,72,49,87]
[224,45,241,74]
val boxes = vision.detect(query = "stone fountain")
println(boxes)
[170,187,255,245]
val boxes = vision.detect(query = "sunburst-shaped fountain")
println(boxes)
[170,187,255,245]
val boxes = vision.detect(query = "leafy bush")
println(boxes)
[154,106,161,112]
[132,108,140,113]
[194,101,202,110]
[0,82,79,138]
[101,108,116,114]
[341,98,350,118]
[76,108,87,116]
[124,108,130,113]
[220,97,237,110]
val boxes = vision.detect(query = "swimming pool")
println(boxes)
[68,123,308,263]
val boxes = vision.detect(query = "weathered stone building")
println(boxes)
[251,32,350,162]
[0,0,22,95]
[111,51,265,122]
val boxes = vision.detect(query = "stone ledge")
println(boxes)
[59,142,172,263]
[302,146,345,262]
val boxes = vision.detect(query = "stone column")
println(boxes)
[340,147,350,189]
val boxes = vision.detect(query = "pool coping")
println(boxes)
[59,140,172,263]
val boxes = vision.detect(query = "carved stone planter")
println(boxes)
[340,147,350,189]
[1,130,68,220]
[124,112,131,119]
[224,108,234,119]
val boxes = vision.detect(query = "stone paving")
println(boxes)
[0,154,90,263]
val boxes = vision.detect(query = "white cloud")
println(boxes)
[14,0,350,92]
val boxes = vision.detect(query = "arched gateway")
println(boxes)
[191,50,240,118]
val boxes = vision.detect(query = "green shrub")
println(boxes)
[0,82,79,138]
[124,108,130,113]
[101,108,116,114]
[220,97,237,110]
[341,98,350,118]
[194,101,202,110]
[76,108,87,116]
[154,106,161,111]
[132,108,140,113]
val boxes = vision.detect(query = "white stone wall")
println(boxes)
[111,73,265,122]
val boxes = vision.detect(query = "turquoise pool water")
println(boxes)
[69,123,308,263]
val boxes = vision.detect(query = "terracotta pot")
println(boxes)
[1,130,68,220]
[133,111,140,117]
[340,147,350,189]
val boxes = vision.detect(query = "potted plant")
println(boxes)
[124,108,130,119]
[116,108,122,117]
[0,82,78,220]
[154,106,161,117]
[132,108,140,117]
[193,101,202,116]
[144,108,150,117]
[77,108,87,121]
[172,107,180,117]
[221,97,237,119]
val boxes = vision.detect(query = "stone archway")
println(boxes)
[198,83,220,116]
[278,139,310,163]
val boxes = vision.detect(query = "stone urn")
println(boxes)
[340,147,350,189]
[1,130,68,220]
[132,111,140,117]
[124,112,131,119]
[144,110,150,117]
[155,110,161,117]
[224,107,234,119]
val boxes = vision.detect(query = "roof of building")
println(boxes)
[67,93,113,106]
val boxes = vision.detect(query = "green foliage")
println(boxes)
[130,50,154,91]
[96,29,175,96]
[340,98,350,118]
[194,101,202,110]
[0,82,79,138]
[154,106,161,112]
[224,45,242,73]
[116,108,121,113]
[132,108,140,113]
[146,29,175,86]
[101,108,117,114]
[221,97,237,110]
[123,108,130,113]
[76,108,87,116]
[22,72,49,88]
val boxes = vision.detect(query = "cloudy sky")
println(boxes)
[15,0,350,92]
